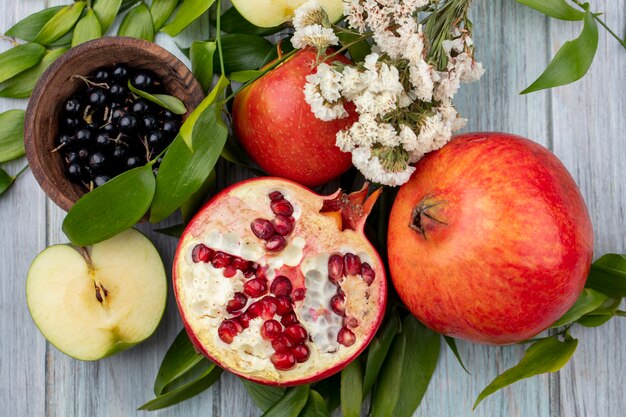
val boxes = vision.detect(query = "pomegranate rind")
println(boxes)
[174,177,387,386]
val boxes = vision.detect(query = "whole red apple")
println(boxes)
[233,49,357,187]
[387,132,594,345]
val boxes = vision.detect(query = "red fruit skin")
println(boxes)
[232,49,357,187]
[173,177,387,387]
[388,133,594,345]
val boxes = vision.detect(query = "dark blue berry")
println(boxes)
[118,115,138,133]
[131,100,150,115]
[109,83,126,98]
[77,148,90,161]
[64,97,82,115]
[87,88,107,108]
[93,69,110,83]
[112,64,129,81]
[94,175,111,187]
[89,152,107,172]
[162,119,179,136]
[141,115,158,131]
[66,163,81,180]
[126,156,142,169]
[62,116,81,132]
[131,71,155,91]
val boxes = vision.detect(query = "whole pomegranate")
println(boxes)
[174,178,386,385]
[388,133,593,345]
[232,49,356,187]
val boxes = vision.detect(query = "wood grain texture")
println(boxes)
[0,0,624,416]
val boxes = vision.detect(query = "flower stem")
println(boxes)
[216,0,226,75]
[571,0,626,49]
[14,164,29,179]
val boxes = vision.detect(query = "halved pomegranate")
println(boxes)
[173,178,386,386]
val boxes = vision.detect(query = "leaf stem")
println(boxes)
[571,0,626,48]
[14,164,29,179]
[215,0,226,75]
[221,48,298,103]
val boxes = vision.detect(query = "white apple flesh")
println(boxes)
[26,229,167,361]
[231,0,343,28]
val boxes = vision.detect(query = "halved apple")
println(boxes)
[26,228,167,361]
[231,0,343,28]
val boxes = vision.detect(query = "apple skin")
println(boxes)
[233,49,357,187]
[387,132,594,345]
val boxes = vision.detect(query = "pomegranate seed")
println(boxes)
[251,218,275,240]
[330,294,346,316]
[328,254,343,283]
[211,251,232,268]
[275,295,293,315]
[272,334,295,352]
[232,257,252,271]
[218,320,242,344]
[269,191,284,201]
[270,352,296,371]
[261,319,282,340]
[284,324,308,345]
[255,264,266,278]
[337,287,346,297]
[261,295,279,312]
[243,269,255,278]
[361,262,375,285]
[281,312,299,326]
[343,253,362,276]
[223,265,238,278]
[344,316,359,328]
[249,297,277,319]
[265,235,287,252]
[292,288,306,301]
[235,312,253,329]
[292,345,310,363]
[272,215,294,236]
[191,244,213,263]
[270,199,294,216]
[243,278,268,298]
[270,276,293,296]
[226,292,247,314]
[337,327,356,347]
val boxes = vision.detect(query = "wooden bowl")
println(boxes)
[25,37,205,212]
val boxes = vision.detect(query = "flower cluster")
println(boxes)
[294,0,484,186]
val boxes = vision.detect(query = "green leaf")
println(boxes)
[127,80,187,114]
[551,288,608,327]
[0,110,25,162]
[0,43,46,83]
[72,9,102,47]
[521,9,598,94]
[149,103,227,223]
[363,309,401,394]
[444,336,470,374]
[391,316,440,417]
[190,41,216,93]
[154,223,185,238]
[577,297,622,327]
[49,31,74,48]
[0,168,14,196]
[178,75,229,151]
[337,31,372,62]
[161,0,215,37]
[242,379,286,411]
[262,385,310,417]
[62,165,155,246]
[474,336,578,409]
[219,6,283,36]
[586,254,626,297]
[139,364,222,410]
[371,331,406,417]
[33,1,86,45]
[0,47,67,99]
[215,34,274,74]
[312,375,340,412]
[154,328,204,395]
[230,70,263,83]
[118,2,155,41]
[4,6,65,41]
[121,0,141,13]
[298,390,330,417]
[180,169,215,222]
[340,360,363,417]
[93,0,123,32]
[150,0,179,30]
[514,0,584,21]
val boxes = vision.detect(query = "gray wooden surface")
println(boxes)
[1,1,625,416]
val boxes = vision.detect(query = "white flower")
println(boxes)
[342,0,366,33]
[398,124,418,151]
[292,24,339,50]
[409,59,434,102]
[303,66,348,121]
[293,0,325,30]
[433,70,461,101]
[351,147,416,187]
[454,53,485,83]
